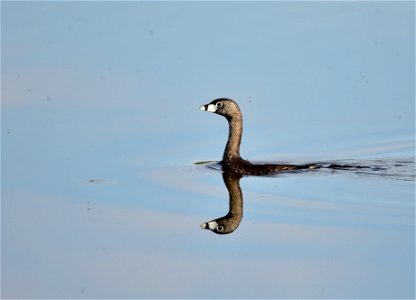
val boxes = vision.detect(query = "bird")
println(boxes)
[200,170,243,234]
[200,98,319,175]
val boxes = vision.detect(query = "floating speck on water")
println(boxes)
[84,179,107,184]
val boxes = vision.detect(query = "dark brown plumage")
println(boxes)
[200,98,319,175]
[200,170,243,234]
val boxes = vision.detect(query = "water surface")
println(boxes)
[2,1,415,299]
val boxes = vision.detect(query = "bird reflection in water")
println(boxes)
[198,98,414,234]
[200,170,243,235]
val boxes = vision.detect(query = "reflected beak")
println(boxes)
[200,104,217,113]
[200,220,218,230]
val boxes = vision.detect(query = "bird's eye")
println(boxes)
[215,102,223,108]
[216,225,224,232]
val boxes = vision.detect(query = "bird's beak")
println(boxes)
[200,220,218,230]
[200,103,217,113]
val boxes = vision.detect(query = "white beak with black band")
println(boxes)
[200,104,217,112]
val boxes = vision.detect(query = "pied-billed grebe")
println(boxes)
[200,170,243,234]
[200,98,319,175]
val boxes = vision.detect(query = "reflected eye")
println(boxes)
[216,225,224,232]
[215,102,223,108]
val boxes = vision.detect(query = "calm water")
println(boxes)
[2,2,415,299]
[2,104,415,298]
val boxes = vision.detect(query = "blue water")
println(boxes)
[3,105,414,298]
[2,2,415,299]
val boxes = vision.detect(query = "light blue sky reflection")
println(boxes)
[2,1,415,299]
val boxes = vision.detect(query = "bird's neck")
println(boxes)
[223,115,243,161]
[223,171,243,229]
